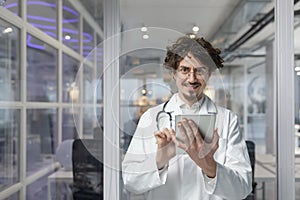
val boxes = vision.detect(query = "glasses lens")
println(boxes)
[177,67,208,77]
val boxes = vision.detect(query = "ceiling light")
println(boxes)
[141,27,148,32]
[64,35,71,40]
[188,33,196,39]
[295,66,300,71]
[192,25,199,32]
[297,71,300,76]
[142,34,149,39]
[3,27,13,33]
[141,89,147,95]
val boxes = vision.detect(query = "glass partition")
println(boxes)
[0,19,20,102]
[27,0,57,39]
[27,34,57,102]
[63,0,80,53]
[295,1,300,198]
[0,109,20,192]
[3,0,20,17]
[26,108,57,176]
[120,0,275,199]
[62,53,80,103]
[0,0,104,198]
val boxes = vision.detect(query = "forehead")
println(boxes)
[179,53,207,68]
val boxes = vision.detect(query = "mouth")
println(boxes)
[185,83,201,90]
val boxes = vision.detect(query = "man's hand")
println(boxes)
[155,128,176,170]
[172,118,219,178]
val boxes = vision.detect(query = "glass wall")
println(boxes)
[0,109,20,191]
[0,0,103,199]
[26,0,57,39]
[27,35,58,102]
[120,0,276,199]
[1,0,298,199]
[0,19,20,101]
[3,0,20,17]
[295,1,300,199]
[62,0,80,52]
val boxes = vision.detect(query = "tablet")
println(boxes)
[175,114,216,154]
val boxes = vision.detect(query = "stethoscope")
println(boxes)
[155,100,172,130]
[155,97,218,131]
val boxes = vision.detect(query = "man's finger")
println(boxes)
[188,119,203,145]
[171,133,187,151]
[181,118,194,145]
[177,122,188,143]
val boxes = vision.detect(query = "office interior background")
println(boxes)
[0,0,298,199]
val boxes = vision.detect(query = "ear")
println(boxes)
[170,71,176,80]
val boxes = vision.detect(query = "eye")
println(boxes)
[195,67,209,75]
[179,66,190,73]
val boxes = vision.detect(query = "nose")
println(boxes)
[187,69,197,82]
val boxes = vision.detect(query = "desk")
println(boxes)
[48,169,73,200]
[254,154,300,200]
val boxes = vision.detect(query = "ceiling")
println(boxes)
[119,0,274,59]
[82,0,273,51]
[120,0,241,39]
[80,0,278,78]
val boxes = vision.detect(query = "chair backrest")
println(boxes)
[72,139,103,195]
[246,140,255,171]
[55,139,74,171]
[245,140,256,199]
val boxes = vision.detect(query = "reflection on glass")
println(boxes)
[83,65,94,104]
[62,53,79,103]
[26,172,51,199]
[80,0,103,30]
[83,19,94,61]
[27,0,57,39]
[295,2,300,198]
[5,192,19,200]
[27,34,57,102]
[83,106,95,138]
[62,108,78,140]
[63,0,79,52]
[3,0,19,16]
[0,109,20,192]
[119,0,275,199]
[0,19,20,101]
[96,34,103,104]
[26,108,57,176]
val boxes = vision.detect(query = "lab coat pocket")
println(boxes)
[214,138,228,164]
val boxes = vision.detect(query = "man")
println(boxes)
[122,36,252,200]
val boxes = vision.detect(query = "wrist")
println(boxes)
[156,159,168,170]
[199,158,217,178]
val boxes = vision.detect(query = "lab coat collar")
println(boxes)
[164,93,217,114]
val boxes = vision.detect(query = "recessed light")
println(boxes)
[141,89,147,95]
[64,35,71,40]
[3,27,13,34]
[141,27,148,32]
[297,71,300,76]
[295,66,300,71]
[142,34,149,39]
[192,25,199,32]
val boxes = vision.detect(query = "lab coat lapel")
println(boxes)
[164,95,182,129]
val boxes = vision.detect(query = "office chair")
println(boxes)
[244,140,257,200]
[72,139,103,200]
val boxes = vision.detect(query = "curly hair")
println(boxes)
[163,36,224,72]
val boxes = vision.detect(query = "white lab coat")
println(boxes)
[122,94,252,200]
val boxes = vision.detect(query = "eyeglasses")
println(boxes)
[177,66,209,77]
